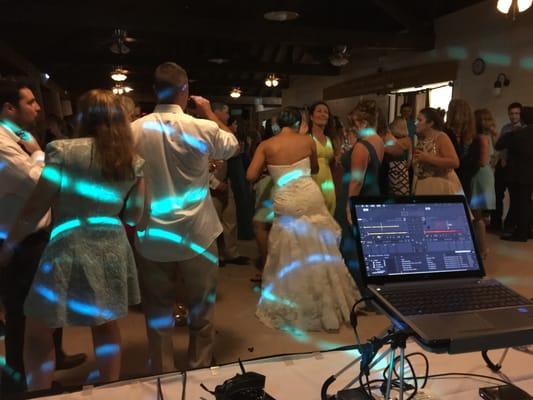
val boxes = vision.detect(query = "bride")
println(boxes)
[247,107,359,332]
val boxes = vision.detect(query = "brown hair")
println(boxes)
[446,99,475,145]
[77,90,135,181]
[474,109,496,135]
[119,96,136,122]
[349,99,378,128]
[308,101,335,138]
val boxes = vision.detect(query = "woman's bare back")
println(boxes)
[262,132,314,165]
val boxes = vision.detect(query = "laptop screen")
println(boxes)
[354,201,482,279]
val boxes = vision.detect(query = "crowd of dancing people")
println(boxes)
[1,61,532,394]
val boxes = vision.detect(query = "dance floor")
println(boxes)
[1,231,532,389]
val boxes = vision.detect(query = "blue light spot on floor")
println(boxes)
[148,315,174,329]
[280,325,310,343]
[95,344,120,357]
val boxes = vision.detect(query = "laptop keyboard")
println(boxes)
[379,283,530,316]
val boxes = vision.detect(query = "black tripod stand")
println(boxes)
[321,327,415,399]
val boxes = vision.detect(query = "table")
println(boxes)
[38,341,533,399]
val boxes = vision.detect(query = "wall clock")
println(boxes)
[472,58,486,75]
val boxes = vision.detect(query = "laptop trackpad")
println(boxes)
[441,314,494,332]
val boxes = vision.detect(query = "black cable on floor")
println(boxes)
[181,371,187,400]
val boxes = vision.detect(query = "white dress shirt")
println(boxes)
[131,104,239,262]
[0,123,51,239]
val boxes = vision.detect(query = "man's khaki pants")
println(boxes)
[212,185,239,259]
[136,243,218,372]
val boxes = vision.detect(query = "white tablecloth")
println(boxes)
[39,341,533,399]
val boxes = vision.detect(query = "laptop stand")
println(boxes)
[321,327,416,400]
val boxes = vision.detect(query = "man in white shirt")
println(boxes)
[0,78,49,394]
[0,78,86,394]
[131,63,239,372]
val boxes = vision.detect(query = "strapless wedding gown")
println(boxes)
[256,158,360,332]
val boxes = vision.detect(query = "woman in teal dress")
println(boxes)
[470,109,497,258]
[335,100,384,291]
[0,90,145,390]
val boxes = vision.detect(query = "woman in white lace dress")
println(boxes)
[247,107,359,332]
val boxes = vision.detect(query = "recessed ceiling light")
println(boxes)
[264,10,300,22]
[208,58,230,64]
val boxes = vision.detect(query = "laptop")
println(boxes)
[350,195,533,354]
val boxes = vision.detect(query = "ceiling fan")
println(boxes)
[329,45,351,67]
[109,28,137,55]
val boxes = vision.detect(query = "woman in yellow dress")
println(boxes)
[308,101,337,215]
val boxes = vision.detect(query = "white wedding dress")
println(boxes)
[256,158,360,332]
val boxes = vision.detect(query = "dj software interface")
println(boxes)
[356,203,481,277]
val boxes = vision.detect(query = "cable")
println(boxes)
[181,371,187,400]
[350,297,373,346]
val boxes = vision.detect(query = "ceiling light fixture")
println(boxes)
[265,74,280,88]
[497,0,532,19]
[112,84,133,95]
[230,88,242,98]
[264,10,300,22]
[111,67,128,82]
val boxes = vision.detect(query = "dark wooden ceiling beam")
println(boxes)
[0,4,434,51]
[369,0,419,31]
[44,57,341,76]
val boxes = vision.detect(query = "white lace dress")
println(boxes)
[256,158,360,332]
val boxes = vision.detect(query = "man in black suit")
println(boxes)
[495,106,533,242]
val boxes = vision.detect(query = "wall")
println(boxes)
[282,0,533,129]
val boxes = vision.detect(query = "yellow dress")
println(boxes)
[312,136,336,215]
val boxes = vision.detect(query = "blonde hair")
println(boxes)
[447,99,476,144]
[390,117,408,138]
[349,99,378,128]
[77,90,135,181]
